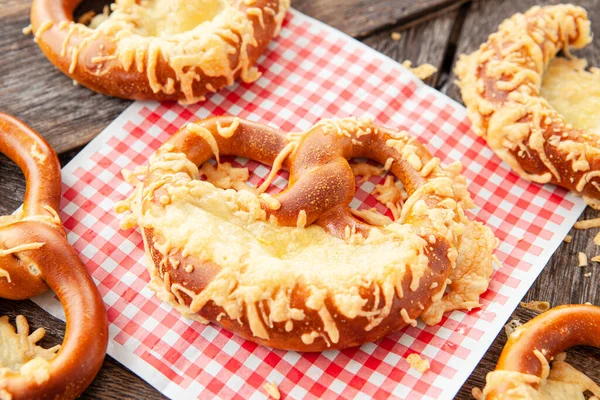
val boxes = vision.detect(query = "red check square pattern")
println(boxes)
[43,10,583,400]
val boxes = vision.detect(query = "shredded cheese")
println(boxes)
[578,252,588,267]
[520,300,550,313]
[574,218,600,229]
[406,353,430,373]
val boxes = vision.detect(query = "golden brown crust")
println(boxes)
[0,113,108,400]
[119,116,495,351]
[30,0,289,104]
[455,5,600,201]
[482,304,600,399]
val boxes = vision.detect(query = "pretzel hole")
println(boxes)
[349,159,405,226]
[73,0,113,25]
[198,157,403,228]
[198,157,289,193]
[77,0,227,37]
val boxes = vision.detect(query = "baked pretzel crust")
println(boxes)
[479,305,600,399]
[30,0,289,104]
[0,113,107,400]
[456,5,600,203]
[119,116,496,351]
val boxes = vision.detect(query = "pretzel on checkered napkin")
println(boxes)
[474,304,600,399]
[118,116,496,351]
[29,0,289,104]
[456,5,600,207]
[0,113,107,400]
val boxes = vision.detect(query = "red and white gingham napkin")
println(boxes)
[34,10,585,400]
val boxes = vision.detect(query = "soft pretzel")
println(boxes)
[30,0,289,104]
[118,116,496,351]
[456,5,600,205]
[475,304,600,399]
[0,113,107,400]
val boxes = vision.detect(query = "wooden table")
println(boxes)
[1,0,599,398]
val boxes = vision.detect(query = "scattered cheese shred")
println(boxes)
[391,32,401,41]
[564,235,572,243]
[578,252,588,267]
[591,255,600,263]
[520,301,550,313]
[401,60,437,81]
[594,232,600,246]
[406,353,430,373]
[263,382,281,399]
[574,218,600,229]
[504,319,522,337]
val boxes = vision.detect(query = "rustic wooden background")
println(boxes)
[0,0,599,398]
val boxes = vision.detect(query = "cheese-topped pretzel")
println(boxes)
[30,0,289,104]
[476,305,600,399]
[118,116,496,351]
[0,113,107,399]
[456,5,600,205]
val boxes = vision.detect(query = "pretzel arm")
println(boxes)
[456,5,600,200]
[0,113,61,217]
[0,222,107,400]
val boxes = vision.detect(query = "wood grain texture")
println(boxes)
[362,4,463,87]
[294,0,464,38]
[1,0,600,399]
[447,0,600,398]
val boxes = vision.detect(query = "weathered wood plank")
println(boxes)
[362,5,462,87]
[0,6,130,155]
[293,0,465,38]
[446,0,600,397]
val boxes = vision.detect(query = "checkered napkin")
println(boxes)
[33,10,586,400]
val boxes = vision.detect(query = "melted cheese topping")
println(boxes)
[456,5,600,195]
[59,0,290,104]
[118,119,496,344]
[541,58,600,134]
[0,316,59,385]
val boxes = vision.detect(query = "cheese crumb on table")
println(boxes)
[578,252,588,267]
[520,301,550,313]
[592,255,600,263]
[504,319,522,337]
[574,218,600,229]
[401,60,437,80]
[391,32,401,41]
[407,353,430,373]
[564,235,572,243]
[263,382,280,399]
[594,232,600,246]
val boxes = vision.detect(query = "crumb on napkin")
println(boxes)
[407,353,430,373]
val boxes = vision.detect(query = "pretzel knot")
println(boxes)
[119,116,496,351]
[477,305,600,399]
[0,113,107,400]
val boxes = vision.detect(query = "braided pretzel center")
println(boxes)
[119,117,496,350]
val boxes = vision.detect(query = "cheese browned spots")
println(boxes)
[117,118,496,347]
[455,5,600,204]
